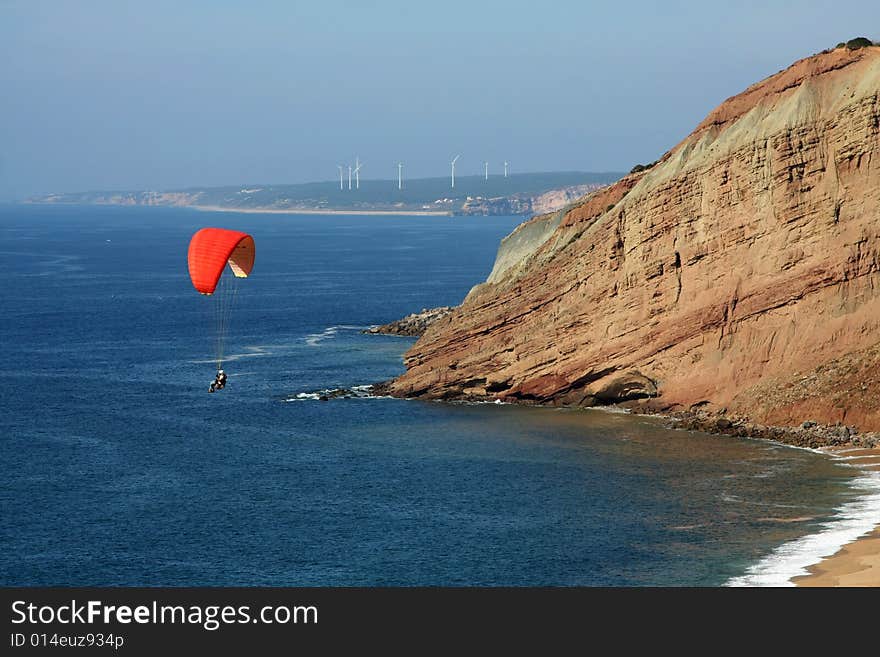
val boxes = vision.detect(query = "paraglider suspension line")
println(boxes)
[212,273,239,370]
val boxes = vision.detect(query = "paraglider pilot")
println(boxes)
[208,369,227,393]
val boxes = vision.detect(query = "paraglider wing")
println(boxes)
[187,228,255,295]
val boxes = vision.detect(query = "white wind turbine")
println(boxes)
[451,154,460,189]
[337,165,344,190]
[398,162,403,190]
[484,161,489,181]
[504,161,509,178]
[348,165,352,190]
[353,157,363,190]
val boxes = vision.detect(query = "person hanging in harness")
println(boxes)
[208,369,227,393]
[208,370,225,393]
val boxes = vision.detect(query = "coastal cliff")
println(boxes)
[388,47,880,431]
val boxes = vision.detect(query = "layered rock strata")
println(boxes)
[388,47,880,430]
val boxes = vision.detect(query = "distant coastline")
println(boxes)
[191,204,453,216]
[22,171,622,218]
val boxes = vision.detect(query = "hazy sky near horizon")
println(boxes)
[2,1,878,199]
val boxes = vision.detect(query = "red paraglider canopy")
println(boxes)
[187,228,255,295]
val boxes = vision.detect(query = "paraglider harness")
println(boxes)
[208,369,228,393]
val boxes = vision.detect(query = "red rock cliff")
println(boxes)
[389,47,880,430]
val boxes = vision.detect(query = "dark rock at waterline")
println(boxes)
[315,383,396,400]
[652,409,878,449]
[290,387,378,402]
[376,370,879,448]
[319,389,352,401]
[369,381,394,396]
[364,306,455,337]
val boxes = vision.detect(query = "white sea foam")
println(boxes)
[726,468,880,586]
[351,384,387,397]
[283,392,322,401]
[304,327,337,346]
[304,325,368,346]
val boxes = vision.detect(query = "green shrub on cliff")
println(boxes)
[844,37,874,50]
[629,160,659,175]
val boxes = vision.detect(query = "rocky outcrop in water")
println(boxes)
[364,307,455,337]
[388,47,880,433]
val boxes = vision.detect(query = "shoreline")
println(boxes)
[791,447,880,587]
[726,447,880,586]
[793,526,880,586]
[587,407,880,586]
[648,409,880,586]
[598,408,880,586]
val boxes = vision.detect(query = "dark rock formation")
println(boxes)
[364,306,455,337]
[650,408,879,450]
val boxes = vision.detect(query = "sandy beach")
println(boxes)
[192,205,453,217]
[793,446,880,586]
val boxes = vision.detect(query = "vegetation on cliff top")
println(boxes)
[629,159,660,175]
[834,37,876,50]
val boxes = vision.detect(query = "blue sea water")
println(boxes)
[0,204,875,586]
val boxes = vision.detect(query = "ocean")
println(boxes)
[1,204,877,586]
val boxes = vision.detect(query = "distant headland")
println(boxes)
[24,171,622,217]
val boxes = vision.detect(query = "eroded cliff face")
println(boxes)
[389,47,880,430]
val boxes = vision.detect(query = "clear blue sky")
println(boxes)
[1,0,877,199]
